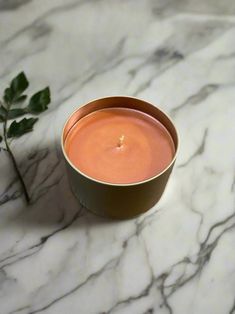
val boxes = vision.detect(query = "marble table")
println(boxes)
[0,1,235,313]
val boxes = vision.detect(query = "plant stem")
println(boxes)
[3,103,30,204]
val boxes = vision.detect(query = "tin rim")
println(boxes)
[61,96,180,187]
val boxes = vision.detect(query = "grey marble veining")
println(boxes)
[0,1,235,313]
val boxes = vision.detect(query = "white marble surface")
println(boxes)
[0,1,235,313]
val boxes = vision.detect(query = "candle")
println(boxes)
[62,96,179,219]
[64,108,175,184]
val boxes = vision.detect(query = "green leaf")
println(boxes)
[15,95,27,103]
[10,72,29,101]
[7,117,38,138]
[8,108,27,119]
[27,87,50,114]
[0,105,7,121]
[0,106,26,121]
[4,72,29,104]
[0,105,7,116]
[3,87,13,104]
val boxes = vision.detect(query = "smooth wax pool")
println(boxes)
[65,107,175,184]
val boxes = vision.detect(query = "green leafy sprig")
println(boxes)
[0,72,51,204]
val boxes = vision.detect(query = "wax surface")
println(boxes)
[65,108,175,184]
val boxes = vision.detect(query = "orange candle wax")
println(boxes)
[64,108,175,184]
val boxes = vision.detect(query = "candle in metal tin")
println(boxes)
[61,96,179,219]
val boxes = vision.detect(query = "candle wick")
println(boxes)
[117,135,125,148]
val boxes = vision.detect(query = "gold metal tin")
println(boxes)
[61,96,179,219]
